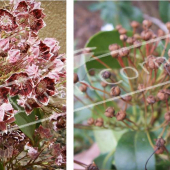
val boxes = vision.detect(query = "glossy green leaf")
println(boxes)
[85,30,132,71]
[94,152,115,170]
[15,111,36,142]
[115,131,156,170]
[159,1,170,22]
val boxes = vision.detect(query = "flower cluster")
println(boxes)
[0,0,66,169]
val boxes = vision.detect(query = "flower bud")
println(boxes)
[157,90,169,101]
[74,73,79,83]
[118,28,127,35]
[109,44,120,58]
[101,81,107,88]
[79,84,87,92]
[164,63,170,75]
[119,47,130,57]
[102,71,111,79]
[89,69,95,76]
[146,95,156,104]
[156,137,166,146]
[133,33,141,39]
[116,110,126,121]
[124,95,132,102]
[116,25,122,30]
[143,20,152,29]
[87,118,94,125]
[104,107,115,118]
[133,40,142,48]
[131,21,139,28]
[126,37,134,45]
[166,22,170,31]
[95,118,104,127]
[110,86,121,96]
[120,34,128,41]
[141,30,152,41]
[164,111,170,122]
[157,29,165,37]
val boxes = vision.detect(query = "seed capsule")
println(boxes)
[116,110,126,121]
[157,29,165,37]
[141,30,152,41]
[126,37,134,45]
[146,95,156,104]
[109,44,120,58]
[86,162,99,170]
[133,40,142,48]
[102,71,111,79]
[143,20,152,29]
[79,84,87,92]
[131,21,139,28]
[87,118,94,125]
[118,28,127,35]
[104,107,115,118]
[157,90,169,101]
[120,34,128,41]
[89,69,95,76]
[154,145,165,154]
[74,73,79,83]
[95,118,104,127]
[110,86,121,96]
[116,25,122,30]
[119,47,130,57]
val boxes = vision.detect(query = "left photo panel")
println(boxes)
[0,0,66,169]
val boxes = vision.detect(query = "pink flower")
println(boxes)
[0,9,18,32]
[6,72,33,97]
[35,77,55,105]
[37,125,52,138]
[25,143,39,159]
[38,41,52,60]
[0,87,9,105]
[0,38,9,52]
[0,103,15,131]
[43,38,57,50]
[8,49,20,63]
[26,64,40,78]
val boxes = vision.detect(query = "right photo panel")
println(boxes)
[74,1,170,170]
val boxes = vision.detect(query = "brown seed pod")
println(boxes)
[95,118,104,127]
[104,107,115,118]
[156,137,166,146]
[116,25,122,30]
[133,33,141,39]
[130,21,139,28]
[133,40,142,48]
[166,22,170,31]
[124,95,132,102]
[86,162,99,170]
[157,90,169,101]
[138,84,145,91]
[146,95,156,104]
[79,84,87,92]
[119,47,130,57]
[102,71,111,79]
[109,44,120,58]
[89,69,95,76]
[87,118,95,125]
[118,28,127,35]
[147,55,164,69]
[101,81,108,88]
[164,111,170,122]
[74,73,79,83]
[120,34,128,41]
[157,29,165,37]
[116,110,126,121]
[141,30,152,41]
[143,20,152,29]
[126,37,134,45]
[110,86,121,96]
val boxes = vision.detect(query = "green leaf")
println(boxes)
[85,30,132,71]
[0,163,4,170]
[159,1,170,22]
[115,131,156,170]
[94,152,115,170]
